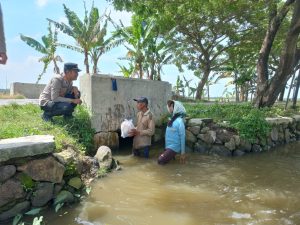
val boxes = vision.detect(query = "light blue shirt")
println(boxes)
[165,117,186,154]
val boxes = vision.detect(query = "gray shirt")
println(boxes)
[39,74,74,106]
[0,3,6,53]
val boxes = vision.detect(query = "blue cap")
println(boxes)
[133,96,148,105]
[64,62,81,72]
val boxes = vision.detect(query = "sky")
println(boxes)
[0,0,233,97]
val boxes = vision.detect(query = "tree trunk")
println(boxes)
[207,83,210,101]
[278,86,285,101]
[53,60,60,74]
[292,69,300,108]
[284,72,296,109]
[138,62,143,79]
[84,51,90,74]
[254,0,299,107]
[235,73,240,102]
[195,66,210,100]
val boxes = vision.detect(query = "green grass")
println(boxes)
[0,93,25,99]
[184,102,300,143]
[0,104,95,153]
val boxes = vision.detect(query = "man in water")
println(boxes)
[130,97,155,158]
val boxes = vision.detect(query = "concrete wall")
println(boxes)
[10,82,45,99]
[80,74,172,133]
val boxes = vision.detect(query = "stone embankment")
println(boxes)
[185,116,300,156]
[0,135,116,223]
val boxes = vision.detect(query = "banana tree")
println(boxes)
[20,23,62,83]
[48,3,113,74]
[111,15,172,80]
[117,62,135,78]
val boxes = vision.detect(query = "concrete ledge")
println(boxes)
[10,82,46,99]
[0,135,55,163]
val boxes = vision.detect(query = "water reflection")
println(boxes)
[42,142,300,225]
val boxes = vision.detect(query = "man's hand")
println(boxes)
[72,87,80,98]
[180,154,186,164]
[129,128,140,136]
[72,98,82,105]
[0,52,7,64]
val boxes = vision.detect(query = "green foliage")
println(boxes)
[13,214,23,225]
[25,208,43,216]
[230,108,271,143]
[20,22,62,83]
[54,106,95,153]
[19,173,35,191]
[97,167,108,178]
[184,102,299,143]
[0,104,94,153]
[54,203,64,213]
[48,3,114,74]
[64,162,79,177]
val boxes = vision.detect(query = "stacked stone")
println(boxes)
[185,115,300,157]
[0,135,104,223]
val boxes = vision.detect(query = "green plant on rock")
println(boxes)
[231,109,271,144]
[97,167,108,178]
[64,162,79,177]
[19,173,35,192]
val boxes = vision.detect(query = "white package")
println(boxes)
[120,119,135,138]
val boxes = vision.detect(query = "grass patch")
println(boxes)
[0,93,25,99]
[184,102,300,143]
[0,104,95,153]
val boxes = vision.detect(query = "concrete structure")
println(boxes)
[80,74,172,133]
[0,135,54,163]
[10,82,46,99]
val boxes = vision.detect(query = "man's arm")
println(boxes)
[51,78,73,103]
[140,115,155,136]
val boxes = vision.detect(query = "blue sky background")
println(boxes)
[0,0,233,97]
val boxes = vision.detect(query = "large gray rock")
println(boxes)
[0,165,16,183]
[186,129,197,143]
[0,201,30,222]
[187,126,201,136]
[0,179,26,208]
[198,131,216,144]
[270,127,279,142]
[187,118,204,127]
[239,139,252,152]
[31,182,54,207]
[53,147,78,165]
[210,145,231,157]
[94,146,112,170]
[224,137,236,151]
[0,135,54,163]
[266,117,293,126]
[18,156,65,183]
[292,115,300,122]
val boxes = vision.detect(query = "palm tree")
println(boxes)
[20,23,62,83]
[48,3,114,74]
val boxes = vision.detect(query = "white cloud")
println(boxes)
[36,0,49,8]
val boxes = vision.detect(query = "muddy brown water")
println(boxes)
[29,142,300,225]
